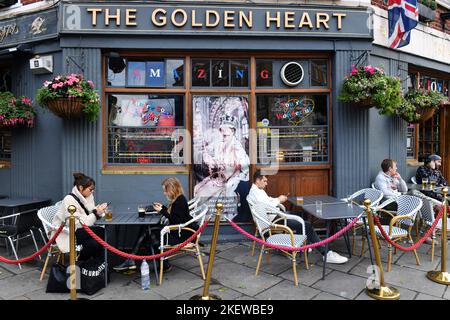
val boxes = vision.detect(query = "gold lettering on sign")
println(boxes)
[284,11,295,29]
[224,11,235,28]
[0,23,19,43]
[105,8,121,26]
[125,9,137,26]
[333,13,346,30]
[266,11,281,28]
[152,8,167,27]
[171,9,188,27]
[239,11,252,28]
[191,10,202,27]
[298,12,313,29]
[87,8,102,26]
[316,13,330,29]
[205,10,220,27]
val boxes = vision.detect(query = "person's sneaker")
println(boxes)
[324,250,348,264]
[113,259,136,271]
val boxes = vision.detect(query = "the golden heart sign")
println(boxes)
[274,98,315,126]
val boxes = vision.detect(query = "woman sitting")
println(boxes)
[52,172,107,261]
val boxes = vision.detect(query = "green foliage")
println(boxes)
[338,65,402,116]
[430,0,437,10]
[396,89,448,122]
[36,74,100,122]
[0,91,36,127]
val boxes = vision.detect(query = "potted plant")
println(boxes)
[339,65,402,116]
[418,0,436,22]
[36,74,100,122]
[0,91,36,127]
[396,89,448,123]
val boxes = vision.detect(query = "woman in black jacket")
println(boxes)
[153,177,198,244]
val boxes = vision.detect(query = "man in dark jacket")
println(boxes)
[416,154,447,201]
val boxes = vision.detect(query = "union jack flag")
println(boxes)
[388,0,419,49]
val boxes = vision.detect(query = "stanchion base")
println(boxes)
[426,271,450,285]
[366,286,400,300]
[68,298,89,300]
[189,294,221,300]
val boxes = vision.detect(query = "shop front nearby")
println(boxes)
[1,1,375,227]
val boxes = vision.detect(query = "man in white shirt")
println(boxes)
[247,170,348,264]
[374,159,408,198]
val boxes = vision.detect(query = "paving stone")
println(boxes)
[207,260,283,296]
[311,271,368,299]
[443,286,450,300]
[140,267,205,300]
[11,295,30,300]
[174,284,243,300]
[170,253,207,272]
[395,251,441,272]
[278,263,333,287]
[0,266,13,280]
[315,255,365,273]
[0,270,46,299]
[354,285,417,300]
[312,292,348,300]
[254,280,321,300]
[415,293,445,300]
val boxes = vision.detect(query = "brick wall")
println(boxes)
[371,0,450,33]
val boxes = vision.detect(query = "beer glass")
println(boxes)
[315,200,323,216]
[296,196,304,205]
[422,178,428,189]
[105,205,113,221]
[138,204,146,219]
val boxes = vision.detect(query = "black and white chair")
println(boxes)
[411,190,448,261]
[248,200,308,286]
[158,204,209,285]
[362,195,423,272]
[410,176,417,184]
[343,188,383,255]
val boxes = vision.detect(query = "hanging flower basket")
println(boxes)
[339,66,402,116]
[0,92,36,128]
[397,89,447,124]
[46,97,85,119]
[36,74,100,122]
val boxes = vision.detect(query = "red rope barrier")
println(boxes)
[81,218,210,260]
[373,206,444,252]
[226,212,364,251]
[0,224,65,264]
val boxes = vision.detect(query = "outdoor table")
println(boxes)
[95,206,162,287]
[0,197,52,225]
[289,195,374,279]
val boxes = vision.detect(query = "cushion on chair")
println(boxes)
[370,225,407,238]
[266,234,307,248]
[0,225,18,237]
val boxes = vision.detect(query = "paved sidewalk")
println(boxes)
[0,236,449,300]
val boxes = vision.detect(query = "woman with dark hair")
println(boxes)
[52,172,107,261]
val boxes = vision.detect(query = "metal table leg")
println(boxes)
[147,226,159,285]
[363,217,374,265]
[341,219,352,258]
[322,220,331,280]
[104,226,108,288]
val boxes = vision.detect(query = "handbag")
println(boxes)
[46,263,70,293]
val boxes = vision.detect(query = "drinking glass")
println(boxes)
[347,195,353,207]
[422,178,428,189]
[315,200,323,216]
[138,204,146,219]
[429,178,436,189]
[296,196,304,205]
[105,205,113,221]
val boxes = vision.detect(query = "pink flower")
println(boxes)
[44,81,51,87]
[52,84,59,89]
[21,97,31,105]
[351,67,358,76]
[87,80,94,88]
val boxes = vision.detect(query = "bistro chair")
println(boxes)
[248,200,308,287]
[343,188,383,256]
[188,197,200,211]
[362,195,423,272]
[410,176,417,184]
[371,182,376,190]
[37,202,82,280]
[158,204,209,285]
[0,207,43,270]
[411,190,448,261]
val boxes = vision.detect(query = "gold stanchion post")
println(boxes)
[68,205,77,301]
[427,187,450,285]
[364,199,400,300]
[190,202,223,300]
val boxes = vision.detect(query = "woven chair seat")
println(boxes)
[266,234,307,248]
[369,225,407,238]
[425,219,450,231]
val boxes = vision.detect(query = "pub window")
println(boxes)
[256,60,273,87]
[256,94,329,164]
[406,124,416,159]
[418,112,440,162]
[192,59,249,87]
[0,129,11,162]
[106,94,185,165]
[310,60,328,87]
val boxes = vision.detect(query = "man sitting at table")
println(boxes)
[247,170,348,264]
[415,154,447,202]
[374,159,408,198]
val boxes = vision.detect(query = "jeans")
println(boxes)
[75,226,105,261]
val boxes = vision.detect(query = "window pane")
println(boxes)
[256,60,273,87]
[107,56,126,87]
[310,60,328,87]
[211,60,229,87]
[231,60,249,87]
[256,94,329,164]
[107,94,185,165]
[406,124,416,159]
[166,59,184,87]
[192,59,210,86]
[0,129,11,161]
